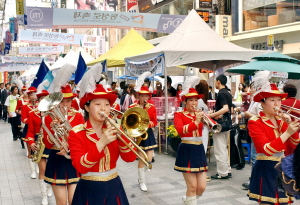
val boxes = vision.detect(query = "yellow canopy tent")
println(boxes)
[87,29,154,67]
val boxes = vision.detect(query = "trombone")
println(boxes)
[102,107,152,169]
[275,105,300,121]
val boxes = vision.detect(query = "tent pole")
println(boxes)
[164,66,169,155]
[212,62,216,100]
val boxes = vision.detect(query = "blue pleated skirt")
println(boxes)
[174,142,208,173]
[248,160,293,204]
[139,128,157,151]
[72,176,129,205]
[44,150,80,185]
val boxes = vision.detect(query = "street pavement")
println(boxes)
[1,120,299,205]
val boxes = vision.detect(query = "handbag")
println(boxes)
[216,113,232,132]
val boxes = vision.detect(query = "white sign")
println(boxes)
[97,36,106,56]
[19,46,64,55]
[0,65,30,72]
[19,29,83,45]
[271,71,288,79]
[1,56,56,63]
[125,54,164,77]
[82,35,99,48]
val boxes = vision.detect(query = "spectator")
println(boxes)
[176,84,182,100]
[0,83,4,119]
[144,78,153,92]
[119,81,126,98]
[234,83,245,104]
[122,84,137,112]
[111,81,120,98]
[208,85,218,100]
[153,81,163,97]
[120,84,129,109]
[207,75,233,179]
[1,83,11,122]
[164,76,176,97]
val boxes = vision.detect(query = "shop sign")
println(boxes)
[151,0,165,5]
[197,0,212,9]
[216,15,232,37]
[138,0,174,12]
[196,10,210,23]
[127,0,139,12]
[19,46,64,55]
[61,0,66,8]
[82,35,99,48]
[19,29,83,45]
[251,40,283,51]
[26,7,54,29]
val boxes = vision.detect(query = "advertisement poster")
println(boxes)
[26,7,54,29]
[82,35,99,47]
[19,29,83,45]
[127,0,139,12]
[19,46,64,55]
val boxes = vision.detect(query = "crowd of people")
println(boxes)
[1,70,300,205]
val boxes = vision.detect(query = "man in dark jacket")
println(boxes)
[1,83,11,122]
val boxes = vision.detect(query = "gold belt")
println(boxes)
[256,155,281,162]
[181,140,202,145]
[81,172,118,182]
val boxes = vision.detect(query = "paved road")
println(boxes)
[0,120,299,205]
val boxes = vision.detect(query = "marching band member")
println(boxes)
[21,86,39,179]
[69,83,137,204]
[174,76,207,205]
[129,85,157,192]
[42,85,84,205]
[68,64,137,204]
[26,89,52,205]
[248,71,300,205]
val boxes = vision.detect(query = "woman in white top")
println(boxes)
[121,84,137,112]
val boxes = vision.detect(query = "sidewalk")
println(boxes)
[1,120,298,205]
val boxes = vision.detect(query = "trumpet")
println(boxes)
[275,106,300,121]
[193,106,222,133]
[101,107,152,169]
[38,92,71,159]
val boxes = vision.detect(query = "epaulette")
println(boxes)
[249,115,260,121]
[72,124,85,133]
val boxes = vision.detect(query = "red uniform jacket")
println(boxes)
[21,102,38,124]
[26,109,42,145]
[129,102,157,128]
[15,98,28,115]
[71,98,80,111]
[248,111,300,156]
[42,109,84,149]
[174,108,204,137]
[68,120,137,174]
[112,103,121,119]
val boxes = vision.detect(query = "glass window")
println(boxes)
[243,0,300,31]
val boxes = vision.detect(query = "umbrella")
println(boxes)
[226,52,300,79]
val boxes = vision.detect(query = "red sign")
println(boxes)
[4,71,8,83]
[127,0,139,12]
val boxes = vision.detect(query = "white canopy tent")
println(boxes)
[126,9,270,154]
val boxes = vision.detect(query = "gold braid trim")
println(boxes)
[44,176,80,184]
[181,140,202,145]
[140,144,158,150]
[81,172,118,182]
[256,155,281,162]
[248,190,293,203]
[174,166,208,172]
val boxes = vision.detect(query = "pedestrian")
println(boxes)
[1,83,11,122]
[234,83,245,104]
[247,71,299,204]
[26,89,52,205]
[5,86,20,141]
[153,81,163,97]
[122,84,136,112]
[111,81,120,98]
[68,82,137,205]
[42,85,84,205]
[164,76,177,97]
[0,83,5,119]
[207,75,233,179]
[129,85,157,192]
[174,77,208,205]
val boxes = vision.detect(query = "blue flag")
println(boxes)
[101,60,107,73]
[43,71,54,90]
[31,60,49,88]
[75,52,87,84]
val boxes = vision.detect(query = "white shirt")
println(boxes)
[248,101,261,116]
[5,95,18,117]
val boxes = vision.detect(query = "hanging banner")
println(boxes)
[19,46,65,55]
[0,65,31,72]
[82,35,99,48]
[97,36,106,56]
[125,54,164,77]
[1,56,56,63]
[26,7,54,29]
[127,0,139,12]
[19,29,83,45]
[16,0,26,25]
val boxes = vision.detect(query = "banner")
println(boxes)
[19,29,83,45]
[0,65,31,72]
[127,0,139,12]
[16,0,26,25]
[19,46,64,55]
[125,54,164,77]
[82,35,99,48]
[1,56,56,63]
[25,7,185,33]
[26,7,54,29]
[98,36,106,56]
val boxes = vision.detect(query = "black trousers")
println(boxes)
[2,106,7,120]
[10,116,21,140]
[0,104,3,118]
